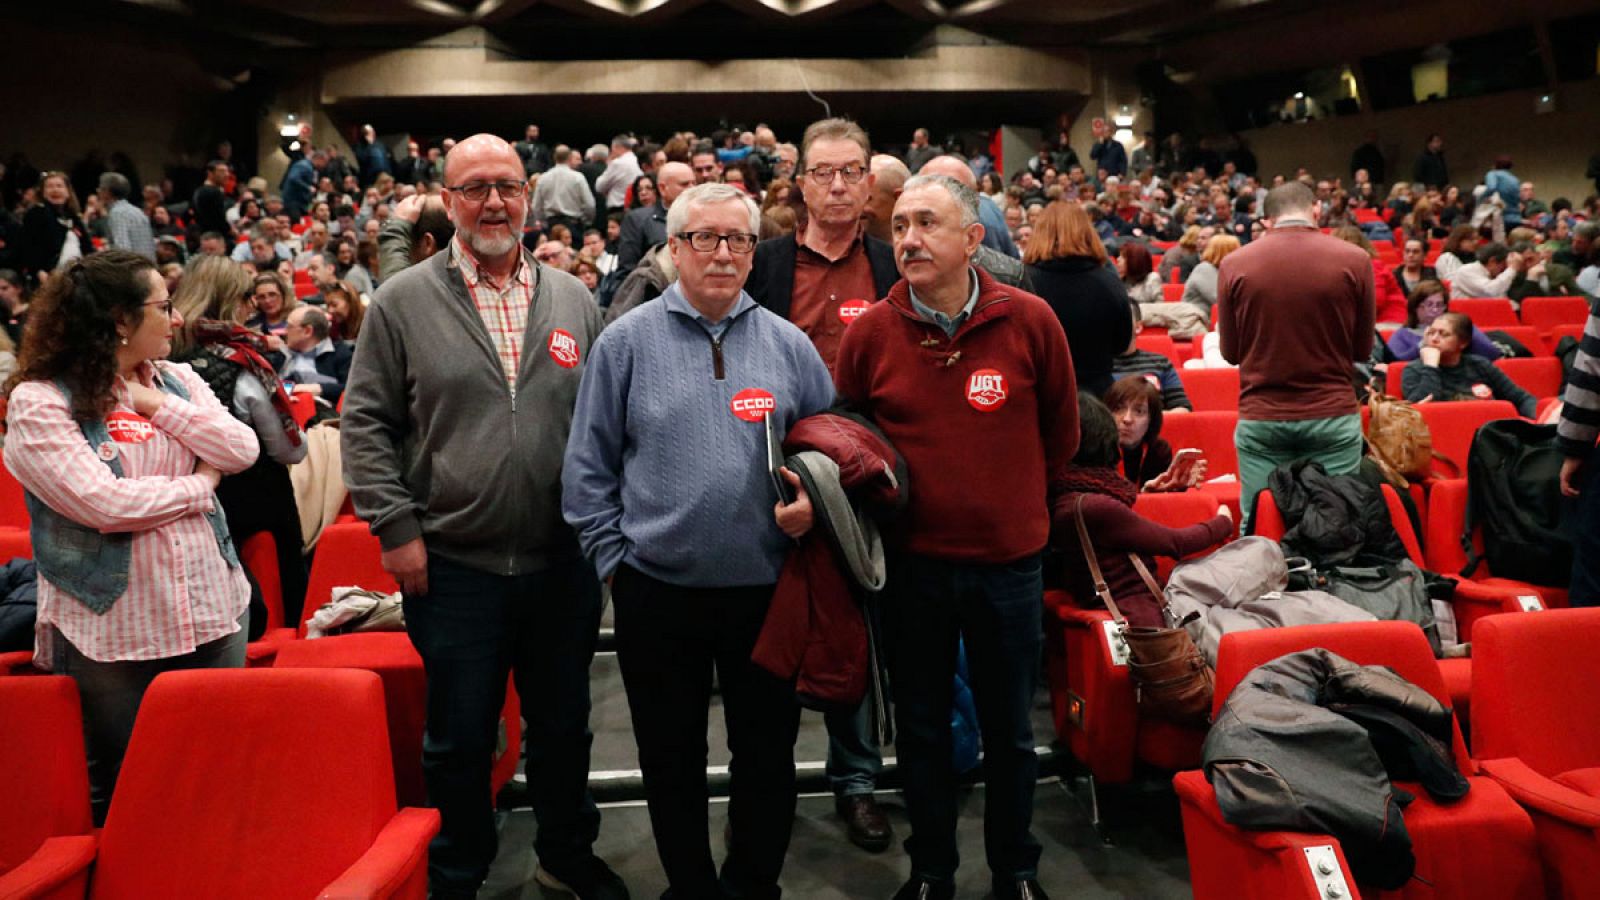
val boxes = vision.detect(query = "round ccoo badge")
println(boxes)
[730,388,776,423]
[966,368,1008,412]
[837,299,871,324]
[548,329,580,368]
[1470,383,1492,399]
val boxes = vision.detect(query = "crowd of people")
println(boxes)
[1,113,1598,900]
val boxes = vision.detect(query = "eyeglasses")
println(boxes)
[145,300,174,316]
[804,164,867,184]
[446,180,527,202]
[675,231,757,254]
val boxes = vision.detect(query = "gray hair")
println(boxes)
[666,183,761,237]
[98,171,131,200]
[586,144,609,162]
[901,174,980,228]
[295,305,331,341]
[1573,222,1599,241]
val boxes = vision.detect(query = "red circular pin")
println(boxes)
[1470,383,1492,399]
[837,299,870,324]
[547,329,580,369]
[730,388,776,423]
[966,368,1008,412]
[106,412,156,444]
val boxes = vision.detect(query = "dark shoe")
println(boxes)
[836,794,892,853]
[890,876,954,900]
[994,879,1050,900]
[429,885,478,900]
[535,856,630,900]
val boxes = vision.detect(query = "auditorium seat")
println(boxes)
[84,668,437,899]
[1493,357,1563,400]
[1175,621,1544,900]
[1485,325,1548,355]
[274,633,524,808]
[1134,333,1183,369]
[1424,477,1567,611]
[1520,296,1590,334]
[1450,298,1520,329]
[0,676,95,900]
[1547,323,1585,349]
[1417,400,1518,478]
[241,532,296,668]
[1161,282,1184,300]
[1160,411,1243,523]
[300,522,399,636]
[1385,360,1408,397]
[1473,608,1600,900]
[0,460,28,530]
[1176,368,1239,412]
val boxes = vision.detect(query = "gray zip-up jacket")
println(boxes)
[342,245,605,574]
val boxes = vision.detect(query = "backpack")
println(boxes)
[1461,419,1572,586]
[1365,393,1448,486]
[1485,329,1534,359]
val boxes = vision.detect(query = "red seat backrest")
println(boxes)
[1416,400,1518,472]
[1213,621,1469,765]
[0,677,91,873]
[1472,607,1600,774]
[1176,368,1240,412]
[1159,411,1239,477]
[1162,282,1184,300]
[94,669,396,899]
[0,528,32,561]
[1386,361,1407,397]
[1134,333,1182,368]
[1424,477,1475,575]
[1493,357,1563,399]
[1132,491,1224,581]
[300,523,398,635]
[1548,323,1585,348]
[1449,298,1520,328]
[0,456,29,530]
[239,532,285,632]
[1252,483,1422,566]
[1520,296,1590,333]
[1486,325,1548,355]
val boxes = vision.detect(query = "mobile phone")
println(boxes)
[1166,447,1203,485]
[765,411,794,505]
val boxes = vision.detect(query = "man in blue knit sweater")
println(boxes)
[563,183,835,900]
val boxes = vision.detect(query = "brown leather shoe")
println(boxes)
[836,794,892,853]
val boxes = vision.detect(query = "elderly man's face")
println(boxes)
[800,138,873,231]
[285,308,317,352]
[891,183,981,297]
[670,198,756,312]
[442,139,529,259]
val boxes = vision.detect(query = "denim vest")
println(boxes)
[25,370,240,614]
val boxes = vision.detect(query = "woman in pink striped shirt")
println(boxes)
[3,250,260,821]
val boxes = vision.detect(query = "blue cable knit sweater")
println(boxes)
[562,284,835,587]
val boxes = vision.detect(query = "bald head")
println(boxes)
[871,154,910,193]
[656,162,695,206]
[863,154,913,243]
[917,155,978,189]
[444,133,521,183]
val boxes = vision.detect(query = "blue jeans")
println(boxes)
[825,695,882,798]
[1569,443,1600,607]
[884,552,1044,885]
[402,553,603,892]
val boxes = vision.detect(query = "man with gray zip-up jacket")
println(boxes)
[341,135,626,900]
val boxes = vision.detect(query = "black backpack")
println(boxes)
[1461,419,1572,586]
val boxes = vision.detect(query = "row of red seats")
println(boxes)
[0,669,438,898]
[1178,609,1600,900]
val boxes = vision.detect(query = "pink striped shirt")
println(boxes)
[4,361,260,663]
[451,236,535,386]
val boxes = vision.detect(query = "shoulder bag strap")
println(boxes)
[1073,495,1127,624]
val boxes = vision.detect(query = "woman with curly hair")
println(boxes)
[3,250,258,822]
[170,255,308,629]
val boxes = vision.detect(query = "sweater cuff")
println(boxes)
[1558,435,1598,459]
[149,393,195,435]
[373,514,422,552]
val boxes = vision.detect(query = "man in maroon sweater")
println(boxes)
[834,174,1077,900]
[1217,180,1374,522]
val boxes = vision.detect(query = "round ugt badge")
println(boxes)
[1469,383,1492,400]
[548,329,580,368]
[966,368,1008,412]
[837,299,871,325]
[730,388,776,423]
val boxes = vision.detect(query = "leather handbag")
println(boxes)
[1073,495,1214,726]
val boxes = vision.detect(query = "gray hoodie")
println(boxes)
[342,245,604,574]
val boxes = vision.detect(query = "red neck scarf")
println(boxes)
[192,319,302,448]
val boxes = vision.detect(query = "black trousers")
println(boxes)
[218,459,307,627]
[612,563,800,900]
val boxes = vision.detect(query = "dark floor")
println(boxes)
[481,638,1193,900]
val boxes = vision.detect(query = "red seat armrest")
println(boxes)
[0,834,97,900]
[318,807,440,900]
[1449,581,1532,640]
[1478,758,1600,828]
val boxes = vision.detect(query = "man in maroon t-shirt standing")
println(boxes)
[1217,180,1375,521]
[835,174,1077,900]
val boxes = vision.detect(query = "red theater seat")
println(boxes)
[1449,298,1520,329]
[0,460,28,530]
[1162,282,1184,300]
[1176,368,1239,412]
[1494,357,1564,400]
[1160,411,1243,521]
[88,668,437,899]
[1134,333,1183,369]
[1486,325,1548,355]
[0,676,95,900]
[1520,296,1590,334]
[1417,400,1518,478]
[1425,478,1567,611]
[1548,323,1585,349]
[300,522,399,637]
[1473,608,1600,900]
[1175,621,1543,900]
[241,532,296,668]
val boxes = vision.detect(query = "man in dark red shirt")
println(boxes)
[1218,180,1375,521]
[743,117,901,853]
[834,174,1077,900]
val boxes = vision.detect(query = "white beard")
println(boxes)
[468,230,519,257]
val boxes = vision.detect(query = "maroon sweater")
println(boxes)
[1217,225,1375,421]
[1058,493,1231,628]
[834,268,1079,563]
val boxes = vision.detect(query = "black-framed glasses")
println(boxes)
[144,300,175,316]
[804,164,867,184]
[446,180,527,202]
[675,231,757,254]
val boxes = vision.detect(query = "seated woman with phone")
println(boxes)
[1104,375,1207,492]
